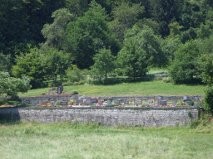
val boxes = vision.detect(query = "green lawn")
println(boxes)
[21,81,205,97]
[0,122,212,159]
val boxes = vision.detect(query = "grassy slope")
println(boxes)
[0,123,212,159]
[21,81,205,97]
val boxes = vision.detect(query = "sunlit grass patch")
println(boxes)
[0,122,212,159]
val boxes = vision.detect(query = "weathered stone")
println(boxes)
[0,107,198,127]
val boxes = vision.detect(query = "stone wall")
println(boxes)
[0,107,198,127]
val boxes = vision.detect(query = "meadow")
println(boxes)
[20,81,205,97]
[0,122,212,159]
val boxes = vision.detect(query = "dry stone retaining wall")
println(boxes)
[0,107,198,126]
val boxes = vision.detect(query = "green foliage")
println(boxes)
[117,26,147,80]
[0,0,66,56]
[179,0,207,30]
[117,25,166,80]
[193,35,213,85]
[12,48,46,88]
[42,8,73,50]
[90,49,115,82]
[136,18,160,35]
[12,47,71,88]
[204,86,213,113]
[65,0,89,16]
[109,2,144,42]
[196,22,213,39]
[180,28,197,43]
[0,0,212,87]
[199,35,213,55]
[162,35,182,63]
[169,21,183,36]
[198,54,213,85]
[66,0,118,68]
[0,53,11,71]
[42,47,71,83]
[169,40,202,84]
[0,72,30,97]
[150,0,183,36]
[66,65,87,84]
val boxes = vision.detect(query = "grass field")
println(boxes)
[20,81,205,97]
[0,122,212,159]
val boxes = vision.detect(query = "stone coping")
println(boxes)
[0,106,199,111]
[21,95,203,99]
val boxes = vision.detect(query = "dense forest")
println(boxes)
[0,0,213,91]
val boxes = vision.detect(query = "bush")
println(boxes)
[204,86,213,114]
[12,47,71,88]
[198,54,213,85]
[169,40,202,84]
[66,65,88,85]
[0,72,30,98]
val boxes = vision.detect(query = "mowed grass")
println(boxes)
[21,81,205,97]
[0,122,212,159]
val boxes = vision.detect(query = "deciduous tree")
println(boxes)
[91,48,115,81]
[66,0,118,68]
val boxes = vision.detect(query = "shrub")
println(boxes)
[198,54,213,85]
[0,72,30,98]
[204,86,213,114]
[12,47,71,88]
[66,65,87,85]
[169,40,202,84]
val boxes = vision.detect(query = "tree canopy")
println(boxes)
[0,0,212,88]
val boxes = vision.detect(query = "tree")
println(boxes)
[42,47,71,83]
[41,8,73,50]
[117,25,166,80]
[179,0,207,30]
[0,53,11,71]
[109,2,144,43]
[65,0,89,16]
[0,0,66,56]
[198,35,213,85]
[118,25,166,70]
[65,0,118,68]
[12,48,47,88]
[169,40,202,84]
[162,23,182,63]
[12,47,71,88]
[150,0,183,36]
[162,36,181,64]
[91,48,115,81]
[0,72,30,98]
[199,54,213,85]
[117,26,150,80]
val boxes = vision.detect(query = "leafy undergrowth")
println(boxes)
[191,115,213,133]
